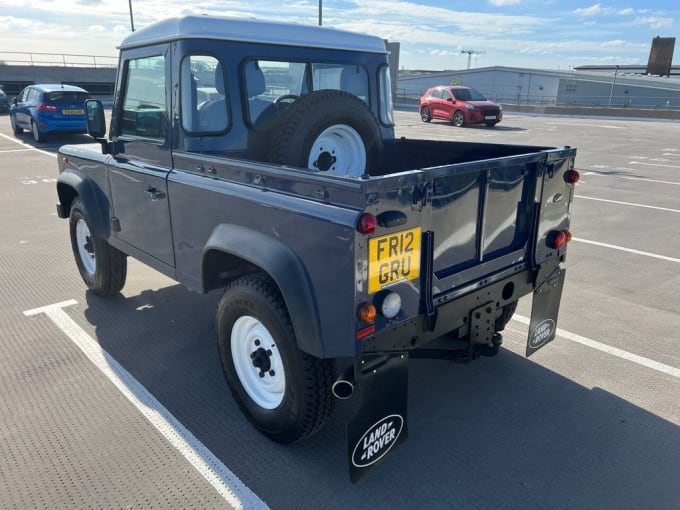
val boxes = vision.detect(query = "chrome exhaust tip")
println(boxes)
[332,379,354,399]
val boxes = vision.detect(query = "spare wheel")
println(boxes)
[266,90,382,177]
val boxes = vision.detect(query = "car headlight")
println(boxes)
[498,104,503,111]
[465,103,477,110]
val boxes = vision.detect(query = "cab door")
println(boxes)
[107,46,175,268]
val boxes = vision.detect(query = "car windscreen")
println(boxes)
[453,88,487,101]
[45,91,88,105]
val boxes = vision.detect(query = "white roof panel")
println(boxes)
[120,16,387,54]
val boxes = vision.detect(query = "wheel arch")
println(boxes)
[57,171,111,240]
[203,224,323,358]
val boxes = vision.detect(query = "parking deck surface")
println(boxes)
[1,110,679,509]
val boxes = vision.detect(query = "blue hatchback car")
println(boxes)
[10,84,88,142]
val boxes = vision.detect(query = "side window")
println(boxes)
[119,55,166,139]
[431,89,442,99]
[443,89,453,101]
[180,55,228,134]
[28,89,40,102]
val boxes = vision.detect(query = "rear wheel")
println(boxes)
[420,106,431,122]
[69,198,127,296]
[31,120,47,142]
[452,110,465,127]
[217,273,335,443]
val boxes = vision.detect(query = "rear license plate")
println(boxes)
[484,115,496,120]
[368,227,421,293]
[62,109,84,115]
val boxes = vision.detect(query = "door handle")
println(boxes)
[145,186,166,201]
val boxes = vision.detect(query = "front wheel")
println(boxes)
[69,198,127,296]
[217,273,334,443]
[452,110,465,127]
[11,115,23,135]
[420,106,432,122]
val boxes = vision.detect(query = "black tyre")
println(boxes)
[264,89,382,177]
[495,300,518,331]
[452,110,465,127]
[216,273,335,444]
[420,106,432,122]
[69,197,127,296]
[31,120,47,142]
[11,114,23,135]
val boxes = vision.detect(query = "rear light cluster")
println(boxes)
[357,213,376,234]
[37,104,58,112]
[549,229,573,250]
[356,291,403,339]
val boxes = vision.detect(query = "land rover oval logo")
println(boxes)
[352,415,404,468]
[530,319,555,348]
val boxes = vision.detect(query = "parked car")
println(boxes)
[0,87,9,113]
[419,86,502,127]
[10,84,88,142]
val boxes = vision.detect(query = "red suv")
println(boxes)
[419,86,502,127]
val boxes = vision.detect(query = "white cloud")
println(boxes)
[634,16,673,29]
[488,0,521,6]
[574,4,604,17]
[429,49,458,57]
[617,8,634,16]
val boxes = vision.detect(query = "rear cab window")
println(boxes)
[180,55,229,134]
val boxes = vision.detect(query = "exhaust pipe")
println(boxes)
[332,365,355,399]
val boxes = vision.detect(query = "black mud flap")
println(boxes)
[347,352,409,483]
[527,268,566,357]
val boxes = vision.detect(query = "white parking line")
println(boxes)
[576,195,680,214]
[24,300,269,510]
[0,133,56,158]
[573,238,680,264]
[582,171,680,186]
[630,161,680,169]
[513,315,680,379]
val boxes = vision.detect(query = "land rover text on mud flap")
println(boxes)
[55,16,578,482]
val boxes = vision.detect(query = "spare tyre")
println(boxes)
[265,90,382,177]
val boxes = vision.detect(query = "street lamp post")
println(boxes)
[129,0,135,32]
[608,65,619,108]
[319,0,322,26]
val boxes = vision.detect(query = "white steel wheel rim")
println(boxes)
[308,124,366,177]
[75,218,96,276]
[231,315,285,409]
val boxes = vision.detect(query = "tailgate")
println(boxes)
[426,148,576,295]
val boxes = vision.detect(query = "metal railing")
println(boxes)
[395,88,680,110]
[0,51,117,68]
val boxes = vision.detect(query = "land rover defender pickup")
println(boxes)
[55,16,578,482]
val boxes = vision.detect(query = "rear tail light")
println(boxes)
[564,169,580,184]
[357,213,376,234]
[548,230,572,250]
[37,103,58,112]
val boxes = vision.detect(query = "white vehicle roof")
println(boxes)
[120,16,387,54]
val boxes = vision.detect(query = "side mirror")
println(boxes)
[13,97,18,105]
[85,99,107,138]
[446,97,454,102]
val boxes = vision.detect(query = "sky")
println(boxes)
[0,0,678,71]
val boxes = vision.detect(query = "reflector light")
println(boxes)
[564,230,573,243]
[564,169,580,184]
[357,213,377,234]
[358,302,377,323]
[356,325,376,339]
